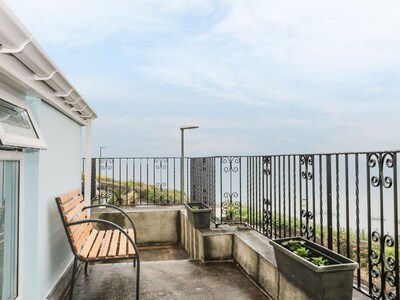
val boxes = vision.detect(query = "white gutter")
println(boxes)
[0,2,97,123]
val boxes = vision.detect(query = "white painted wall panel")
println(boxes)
[35,100,82,299]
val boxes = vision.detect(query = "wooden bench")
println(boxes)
[55,189,140,299]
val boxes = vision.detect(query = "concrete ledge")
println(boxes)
[91,206,182,244]
[180,212,234,261]
[234,230,279,299]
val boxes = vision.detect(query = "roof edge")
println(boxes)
[0,2,97,123]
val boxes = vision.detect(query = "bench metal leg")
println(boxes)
[85,262,88,273]
[69,257,78,300]
[136,258,140,300]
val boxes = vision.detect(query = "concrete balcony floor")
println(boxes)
[71,244,270,300]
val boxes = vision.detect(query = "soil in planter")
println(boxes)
[186,202,209,210]
[281,240,342,267]
[190,205,202,210]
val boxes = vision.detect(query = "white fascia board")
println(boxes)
[0,53,86,126]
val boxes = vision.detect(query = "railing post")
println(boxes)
[326,154,333,250]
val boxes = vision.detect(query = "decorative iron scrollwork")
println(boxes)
[263,156,272,237]
[100,158,113,170]
[155,158,167,170]
[300,155,313,180]
[155,158,168,203]
[368,153,393,188]
[263,156,271,175]
[155,182,168,202]
[222,157,240,173]
[370,231,397,299]
[368,152,397,300]
[222,192,240,222]
[221,157,240,222]
[301,209,314,239]
[263,197,272,237]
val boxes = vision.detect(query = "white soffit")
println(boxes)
[0,2,97,124]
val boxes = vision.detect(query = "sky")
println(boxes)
[5,0,400,157]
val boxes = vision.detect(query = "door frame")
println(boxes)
[0,150,24,300]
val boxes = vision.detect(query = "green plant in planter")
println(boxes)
[293,247,310,260]
[282,239,306,251]
[311,256,329,266]
[283,240,330,266]
[191,205,202,210]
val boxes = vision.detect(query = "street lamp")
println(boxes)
[180,125,199,203]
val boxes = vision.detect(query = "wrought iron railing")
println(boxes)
[190,152,399,299]
[82,151,399,299]
[82,157,191,206]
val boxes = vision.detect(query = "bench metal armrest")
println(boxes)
[82,204,137,241]
[67,219,139,258]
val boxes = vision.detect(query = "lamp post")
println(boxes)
[180,125,199,203]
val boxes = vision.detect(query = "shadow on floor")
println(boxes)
[73,260,269,300]
[138,243,190,262]
[71,244,269,300]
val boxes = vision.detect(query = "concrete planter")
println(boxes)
[270,236,358,300]
[185,202,212,229]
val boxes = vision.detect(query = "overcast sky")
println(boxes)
[5,0,400,157]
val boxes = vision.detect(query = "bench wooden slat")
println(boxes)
[80,230,98,259]
[75,223,93,252]
[65,202,85,222]
[88,231,106,259]
[58,188,81,204]
[99,230,113,258]
[118,232,127,256]
[72,223,89,243]
[62,195,84,213]
[128,229,135,255]
[66,210,89,234]
[109,230,120,257]
[69,223,81,234]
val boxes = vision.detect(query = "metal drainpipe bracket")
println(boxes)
[33,70,58,81]
[0,36,33,54]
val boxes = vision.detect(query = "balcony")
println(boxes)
[77,151,400,299]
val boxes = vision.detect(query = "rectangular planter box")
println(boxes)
[185,202,211,229]
[270,236,358,300]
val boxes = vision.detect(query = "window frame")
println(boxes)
[0,89,46,150]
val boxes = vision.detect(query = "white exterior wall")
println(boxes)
[0,4,94,296]
[21,97,82,299]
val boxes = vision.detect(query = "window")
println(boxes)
[0,90,46,149]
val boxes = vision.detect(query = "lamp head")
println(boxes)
[180,125,199,130]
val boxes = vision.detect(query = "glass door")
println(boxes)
[0,160,19,300]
